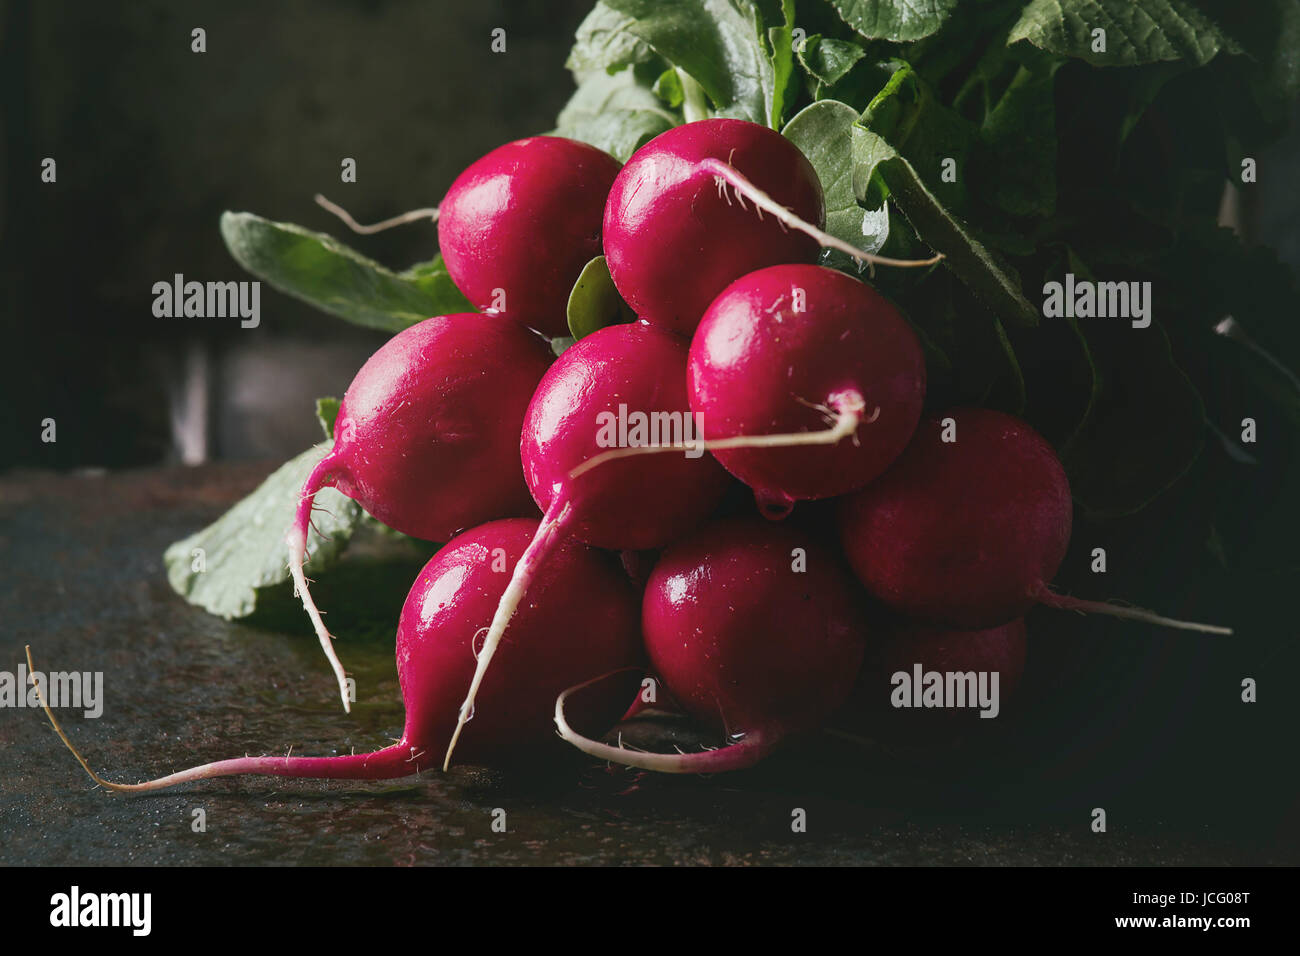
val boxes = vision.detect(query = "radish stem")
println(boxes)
[1037,589,1232,635]
[443,496,576,770]
[554,674,772,774]
[568,394,875,480]
[287,453,352,712]
[699,158,943,271]
[314,194,439,234]
[26,646,417,791]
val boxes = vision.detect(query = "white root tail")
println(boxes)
[288,538,352,712]
[314,194,439,235]
[567,395,876,481]
[699,158,943,272]
[1037,589,1233,635]
[442,498,575,770]
[289,455,352,712]
[554,674,771,774]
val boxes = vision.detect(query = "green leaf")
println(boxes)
[553,66,677,161]
[568,1,662,78]
[1204,0,1300,99]
[1007,0,1238,67]
[858,61,976,215]
[567,255,632,340]
[797,35,867,88]
[602,0,774,125]
[828,0,959,42]
[850,124,1040,329]
[652,67,685,107]
[783,99,890,270]
[550,335,577,357]
[766,0,798,128]
[164,444,362,620]
[974,61,1063,218]
[315,397,341,440]
[220,212,470,332]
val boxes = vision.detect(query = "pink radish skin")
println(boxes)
[603,119,824,335]
[839,409,1232,634]
[444,323,731,768]
[557,517,868,773]
[839,409,1072,630]
[438,136,622,337]
[522,324,731,550]
[688,263,926,516]
[35,519,643,791]
[288,313,552,709]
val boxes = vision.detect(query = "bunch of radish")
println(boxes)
[36,120,1230,791]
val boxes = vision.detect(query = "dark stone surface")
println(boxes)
[0,464,1294,866]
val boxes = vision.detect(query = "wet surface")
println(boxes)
[0,464,1294,866]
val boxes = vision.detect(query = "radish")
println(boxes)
[571,264,926,518]
[438,136,622,337]
[443,322,731,768]
[838,408,1232,634]
[602,118,940,335]
[289,313,552,710]
[32,519,643,791]
[557,516,868,773]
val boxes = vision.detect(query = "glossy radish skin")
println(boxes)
[603,119,824,335]
[438,136,622,337]
[393,519,643,763]
[317,312,552,541]
[839,409,1073,629]
[45,519,644,792]
[646,517,867,736]
[444,322,731,768]
[688,264,926,515]
[557,517,867,773]
[289,312,552,708]
[522,322,732,550]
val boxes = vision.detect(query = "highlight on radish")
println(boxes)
[575,263,927,519]
[438,136,622,337]
[602,118,941,336]
[443,322,732,770]
[838,408,1232,635]
[289,313,552,711]
[33,518,643,791]
[557,516,868,773]
[317,135,620,338]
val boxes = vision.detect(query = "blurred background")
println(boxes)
[0,0,593,470]
[3,0,1299,472]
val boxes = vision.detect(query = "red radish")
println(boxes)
[572,264,926,518]
[557,516,868,773]
[32,519,643,791]
[443,323,731,768]
[839,408,1232,634]
[438,136,622,337]
[691,264,924,515]
[288,313,551,710]
[602,118,940,335]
